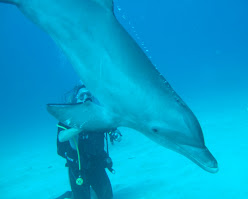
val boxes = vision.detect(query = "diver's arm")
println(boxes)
[59,128,82,142]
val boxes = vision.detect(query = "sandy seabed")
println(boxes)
[1,96,248,199]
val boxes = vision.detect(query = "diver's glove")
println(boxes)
[105,156,115,173]
[109,129,122,144]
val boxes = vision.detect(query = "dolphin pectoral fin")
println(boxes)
[47,102,115,131]
[178,144,218,173]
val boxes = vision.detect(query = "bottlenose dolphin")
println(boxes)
[0,0,218,173]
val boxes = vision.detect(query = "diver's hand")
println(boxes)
[59,128,81,142]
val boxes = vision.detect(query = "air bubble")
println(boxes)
[117,6,122,11]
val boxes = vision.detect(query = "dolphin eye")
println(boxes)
[152,128,158,133]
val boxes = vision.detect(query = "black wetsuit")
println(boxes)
[57,123,113,199]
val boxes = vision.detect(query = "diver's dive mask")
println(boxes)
[76,87,92,103]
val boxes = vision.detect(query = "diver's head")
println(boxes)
[75,86,92,103]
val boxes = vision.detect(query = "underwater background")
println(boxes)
[0,0,247,198]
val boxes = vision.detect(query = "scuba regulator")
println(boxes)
[109,129,122,144]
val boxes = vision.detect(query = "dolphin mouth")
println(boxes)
[178,144,219,173]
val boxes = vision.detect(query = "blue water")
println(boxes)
[0,0,247,198]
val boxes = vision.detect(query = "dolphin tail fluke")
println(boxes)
[0,0,19,5]
[179,144,218,173]
[47,102,116,132]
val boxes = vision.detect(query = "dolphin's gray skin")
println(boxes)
[0,0,218,173]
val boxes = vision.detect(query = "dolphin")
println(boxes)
[0,0,218,173]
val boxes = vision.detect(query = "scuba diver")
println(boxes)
[55,84,122,199]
